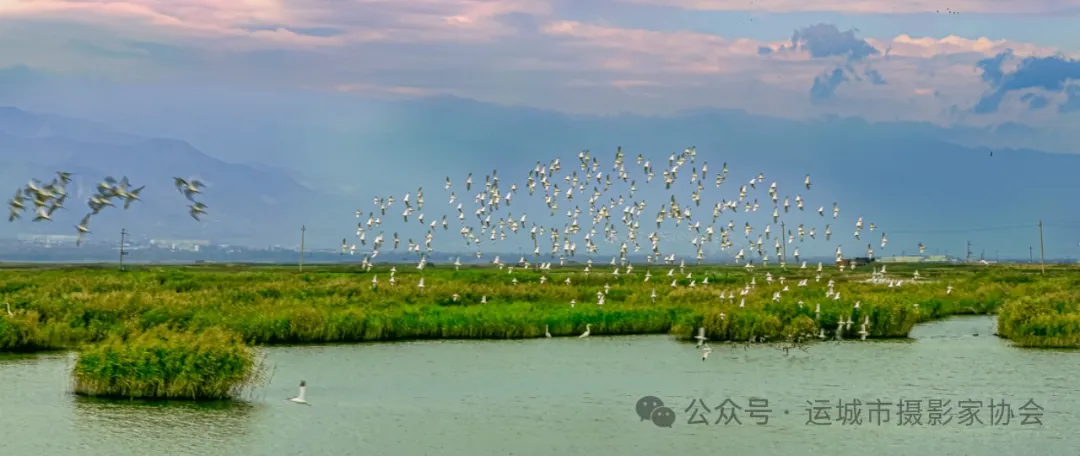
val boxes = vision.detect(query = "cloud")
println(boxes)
[973,51,1080,113]
[789,24,878,62]
[1020,93,1050,110]
[976,49,1013,85]
[872,36,1051,60]
[538,21,1064,111]
[0,0,553,49]
[611,0,1080,15]
[1060,86,1080,113]
[0,2,1074,123]
[864,68,887,85]
[540,20,778,73]
[770,24,881,100]
[807,64,884,101]
[811,67,848,101]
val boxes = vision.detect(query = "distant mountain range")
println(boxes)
[0,96,1078,258]
[0,107,353,246]
[305,96,1080,257]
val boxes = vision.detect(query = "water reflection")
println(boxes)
[72,396,256,456]
[0,316,1077,455]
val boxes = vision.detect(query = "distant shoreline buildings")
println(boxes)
[876,254,953,263]
[0,234,1073,264]
[148,239,211,252]
[16,234,80,246]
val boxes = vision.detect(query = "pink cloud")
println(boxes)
[1,2,1072,122]
[541,20,1060,68]
[611,79,663,88]
[0,0,552,48]
[870,35,1058,59]
[612,0,1080,15]
[534,19,1068,118]
[334,82,452,97]
[542,20,784,75]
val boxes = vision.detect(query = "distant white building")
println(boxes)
[149,239,211,252]
[878,255,951,263]
[17,233,81,246]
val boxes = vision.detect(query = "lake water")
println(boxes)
[1,316,1077,455]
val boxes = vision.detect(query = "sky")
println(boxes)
[1,1,1080,259]
[3,0,1080,124]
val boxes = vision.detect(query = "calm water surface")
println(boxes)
[1,316,1077,455]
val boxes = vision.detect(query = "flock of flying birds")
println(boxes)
[345,146,916,268]
[336,147,951,356]
[5,172,210,245]
[279,147,954,406]
[2,148,950,407]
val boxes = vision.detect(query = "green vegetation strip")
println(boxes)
[1,262,1076,399]
[0,262,1075,349]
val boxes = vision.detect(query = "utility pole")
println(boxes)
[1029,246,1033,263]
[119,228,129,271]
[780,221,787,267]
[1038,220,1046,274]
[966,240,972,264]
[299,225,306,272]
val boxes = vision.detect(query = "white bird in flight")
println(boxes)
[287,380,310,406]
[694,327,707,347]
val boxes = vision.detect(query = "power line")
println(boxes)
[885,221,1080,234]
[1041,222,1080,229]
[886,224,1036,234]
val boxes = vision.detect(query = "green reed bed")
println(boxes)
[997,290,1080,348]
[71,326,267,400]
[0,262,1077,352]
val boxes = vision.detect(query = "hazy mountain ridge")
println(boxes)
[302,96,1080,258]
[0,97,1077,258]
[0,107,351,246]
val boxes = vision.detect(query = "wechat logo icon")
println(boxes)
[635,396,676,428]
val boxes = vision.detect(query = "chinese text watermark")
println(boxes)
[635,396,1045,428]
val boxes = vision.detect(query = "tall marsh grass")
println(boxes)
[997,291,1080,348]
[71,326,267,400]
[0,262,1076,351]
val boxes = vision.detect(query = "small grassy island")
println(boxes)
[0,262,1077,399]
[71,326,266,400]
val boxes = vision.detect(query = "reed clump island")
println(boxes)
[71,326,267,400]
[1,262,1078,353]
[997,291,1080,348]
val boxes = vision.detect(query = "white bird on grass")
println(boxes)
[579,324,591,338]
